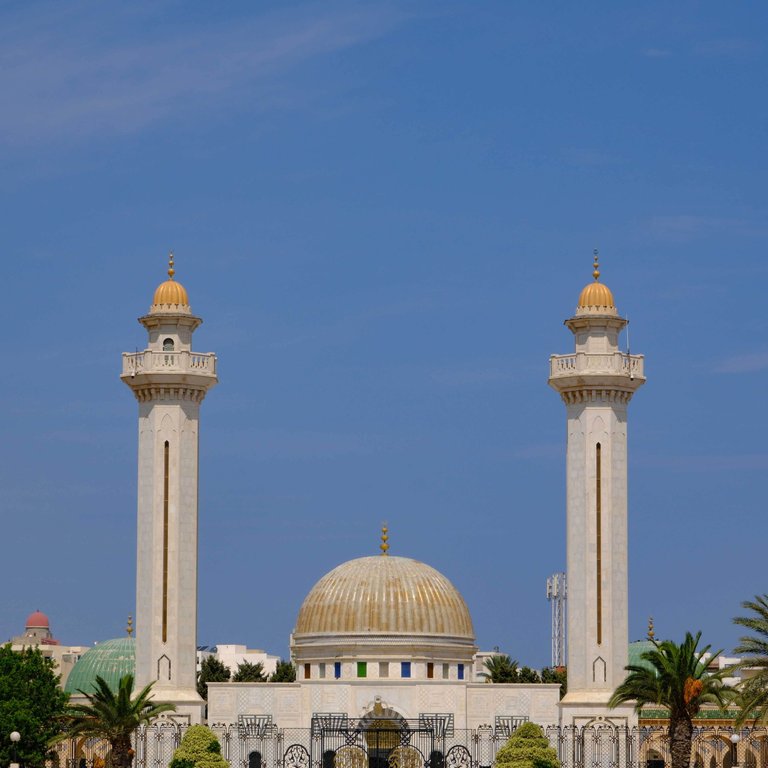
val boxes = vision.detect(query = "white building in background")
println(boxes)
[548,253,645,726]
[202,645,280,679]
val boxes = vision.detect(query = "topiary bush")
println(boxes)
[494,722,560,768]
[170,725,228,768]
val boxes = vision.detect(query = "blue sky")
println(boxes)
[1,1,766,668]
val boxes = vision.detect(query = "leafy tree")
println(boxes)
[169,725,227,768]
[494,721,559,768]
[269,659,296,682]
[541,667,567,698]
[60,674,174,768]
[483,654,519,683]
[517,667,542,684]
[0,644,69,768]
[609,632,733,768]
[733,594,768,724]
[232,661,267,683]
[197,657,230,700]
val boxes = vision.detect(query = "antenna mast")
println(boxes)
[546,572,567,667]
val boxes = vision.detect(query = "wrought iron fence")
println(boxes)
[49,723,768,768]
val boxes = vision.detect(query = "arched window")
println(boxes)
[163,338,175,351]
[248,752,262,768]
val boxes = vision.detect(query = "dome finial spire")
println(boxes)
[647,616,655,640]
[592,249,600,281]
[126,614,134,637]
[380,523,389,556]
[168,251,175,280]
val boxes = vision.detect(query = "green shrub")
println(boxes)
[495,722,559,768]
[170,725,228,768]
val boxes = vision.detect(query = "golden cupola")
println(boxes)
[150,253,191,313]
[576,251,617,316]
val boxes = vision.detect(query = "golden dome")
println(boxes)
[153,279,189,307]
[151,252,190,310]
[294,555,474,638]
[576,250,617,313]
[577,281,615,310]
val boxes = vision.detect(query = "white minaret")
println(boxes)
[121,255,217,722]
[548,254,645,725]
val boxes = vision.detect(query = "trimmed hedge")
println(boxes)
[494,722,560,768]
[169,725,228,768]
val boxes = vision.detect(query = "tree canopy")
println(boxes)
[269,659,296,682]
[232,661,267,683]
[60,674,174,768]
[197,657,231,700]
[734,594,768,724]
[541,667,567,698]
[483,655,519,683]
[610,632,733,768]
[494,722,559,768]
[0,644,69,768]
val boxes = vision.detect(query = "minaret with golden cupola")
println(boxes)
[548,253,645,724]
[121,254,217,721]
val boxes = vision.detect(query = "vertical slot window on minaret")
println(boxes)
[163,440,170,644]
[595,441,602,646]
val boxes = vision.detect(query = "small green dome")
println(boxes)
[65,637,135,695]
[628,639,657,673]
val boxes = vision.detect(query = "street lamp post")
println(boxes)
[9,731,20,768]
[730,732,740,768]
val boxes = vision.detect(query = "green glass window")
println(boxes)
[357,661,367,678]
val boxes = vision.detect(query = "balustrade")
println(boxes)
[549,352,644,379]
[122,350,217,376]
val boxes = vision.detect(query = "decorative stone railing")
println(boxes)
[122,350,217,377]
[549,352,644,379]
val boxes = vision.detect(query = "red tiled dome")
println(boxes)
[26,610,50,629]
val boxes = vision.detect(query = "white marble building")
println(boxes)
[122,255,644,734]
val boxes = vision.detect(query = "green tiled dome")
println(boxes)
[65,637,135,695]
[628,639,657,673]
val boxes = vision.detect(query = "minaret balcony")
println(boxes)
[549,351,644,388]
[121,349,216,383]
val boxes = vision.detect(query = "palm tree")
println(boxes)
[734,594,768,724]
[61,674,175,768]
[609,632,733,768]
[482,654,519,683]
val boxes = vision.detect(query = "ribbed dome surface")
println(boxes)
[152,278,189,307]
[295,556,474,638]
[577,281,615,311]
[64,637,135,695]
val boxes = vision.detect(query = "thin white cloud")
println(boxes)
[0,2,405,145]
[715,351,768,374]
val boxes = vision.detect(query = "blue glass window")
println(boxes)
[401,662,411,678]
[334,662,341,679]
[458,663,464,680]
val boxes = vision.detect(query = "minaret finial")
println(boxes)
[592,249,600,281]
[126,614,134,637]
[647,616,655,640]
[380,524,389,556]
[168,251,175,280]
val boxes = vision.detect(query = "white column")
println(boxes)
[549,284,644,725]
[122,272,217,723]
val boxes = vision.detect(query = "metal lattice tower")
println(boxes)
[546,572,567,668]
